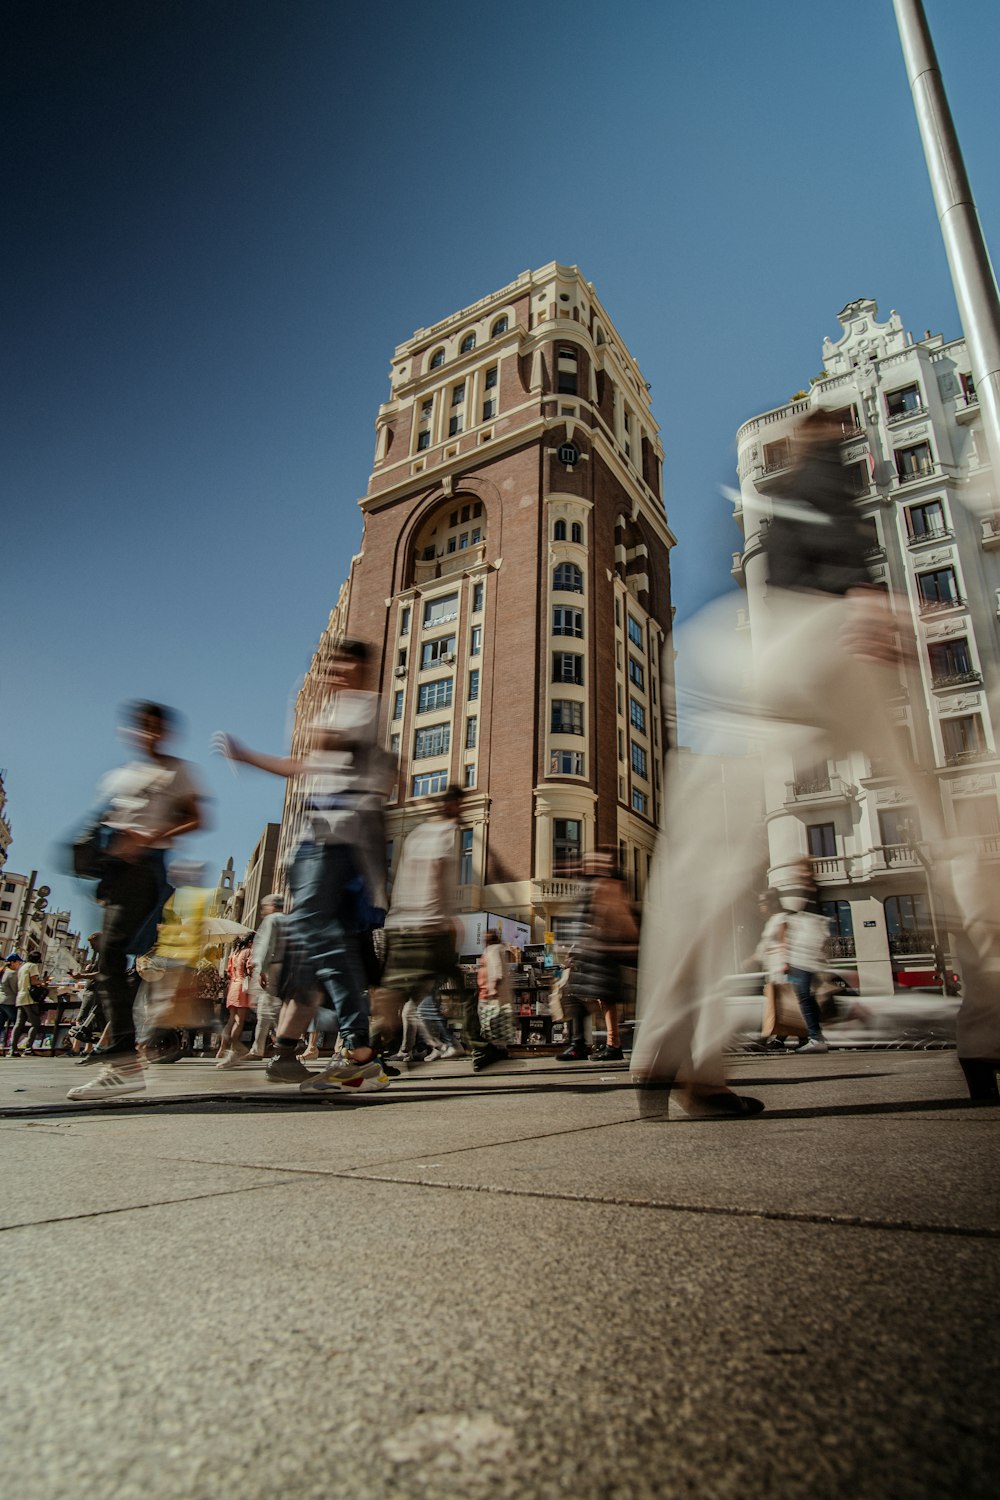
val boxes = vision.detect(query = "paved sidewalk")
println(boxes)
[2,1050,997,1499]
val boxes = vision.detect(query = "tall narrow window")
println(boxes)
[551,700,584,735]
[571,522,583,544]
[468,669,480,701]
[465,717,477,749]
[459,828,474,882]
[472,582,484,613]
[557,347,578,396]
[554,520,566,541]
[552,653,584,685]
[460,332,476,354]
[553,818,582,868]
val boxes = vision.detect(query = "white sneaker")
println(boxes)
[423,1047,444,1061]
[797,1038,830,1053]
[216,1050,250,1070]
[387,1051,412,1062]
[440,1044,464,1059]
[67,1064,146,1101]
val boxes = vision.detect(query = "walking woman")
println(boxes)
[217,932,255,1069]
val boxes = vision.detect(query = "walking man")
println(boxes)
[215,639,390,1093]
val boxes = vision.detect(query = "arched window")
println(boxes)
[491,316,508,337]
[571,522,583,544]
[460,332,476,354]
[553,562,584,594]
[554,520,566,541]
[429,348,445,370]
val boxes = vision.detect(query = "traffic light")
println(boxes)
[33,885,50,918]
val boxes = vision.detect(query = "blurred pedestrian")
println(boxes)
[0,954,22,1054]
[215,640,390,1094]
[67,701,204,1101]
[633,408,928,1116]
[475,930,514,1068]
[557,851,638,1063]
[8,951,43,1056]
[246,893,285,1060]
[751,891,806,1050]
[380,785,466,1064]
[216,932,255,1069]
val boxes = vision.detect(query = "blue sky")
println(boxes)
[4,0,999,938]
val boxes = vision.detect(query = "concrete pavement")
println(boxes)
[1,1048,997,1499]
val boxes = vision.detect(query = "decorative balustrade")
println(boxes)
[930,670,982,689]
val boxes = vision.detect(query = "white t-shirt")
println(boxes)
[384,819,459,932]
[99,756,201,847]
[301,690,383,846]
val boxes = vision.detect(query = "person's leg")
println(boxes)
[787,967,825,1044]
[604,1003,621,1048]
[96,860,162,1059]
[217,1007,252,1066]
[9,1008,32,1054]
[416,993,451,1048]
[280,842,372,1055]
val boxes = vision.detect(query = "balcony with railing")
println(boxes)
[784,773,856,807]
[869,843,920,872]
[944,747,992,768]
[413,544,487,584]
[981,515,1000,550]
[930,670,982,692]
[906,524,950,548]
[532,878,587,905]
[886,405,928,428]
[895,460,936,487]
[917,592,965,617]
[955,387,979,424]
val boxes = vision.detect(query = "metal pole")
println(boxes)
[893,0,1000,491]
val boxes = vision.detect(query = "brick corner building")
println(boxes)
[278,263,676,941]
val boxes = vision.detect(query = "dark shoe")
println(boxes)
[556,1042,590,1062]
[75,1051,102,1066]
[266,1052,313,1084]
[678,1089,765,1119]
[959,1059,1000,1102]
[471,1043,507,1073]
[591,1045,624,1062]
[633,1075,675,1119]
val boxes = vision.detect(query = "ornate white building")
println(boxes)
[733,299,1000,984]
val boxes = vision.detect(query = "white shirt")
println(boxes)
[301,691,382,846]
[384,819,459,932]
[99,757,201,847]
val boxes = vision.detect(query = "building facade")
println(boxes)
[0,871,29,952]
[0,773,12,871]
[733,298,1000,982]
[241,822,281,930]
[279,263,676,941]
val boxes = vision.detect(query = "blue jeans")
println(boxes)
[787,967,823,1042]
[282,841,369,1051]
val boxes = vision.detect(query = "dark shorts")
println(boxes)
[380,930,461,994]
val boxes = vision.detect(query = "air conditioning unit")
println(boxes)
[395,667,407,678]
[442,653,456,665]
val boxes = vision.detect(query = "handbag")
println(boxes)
[71,814,114,880]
